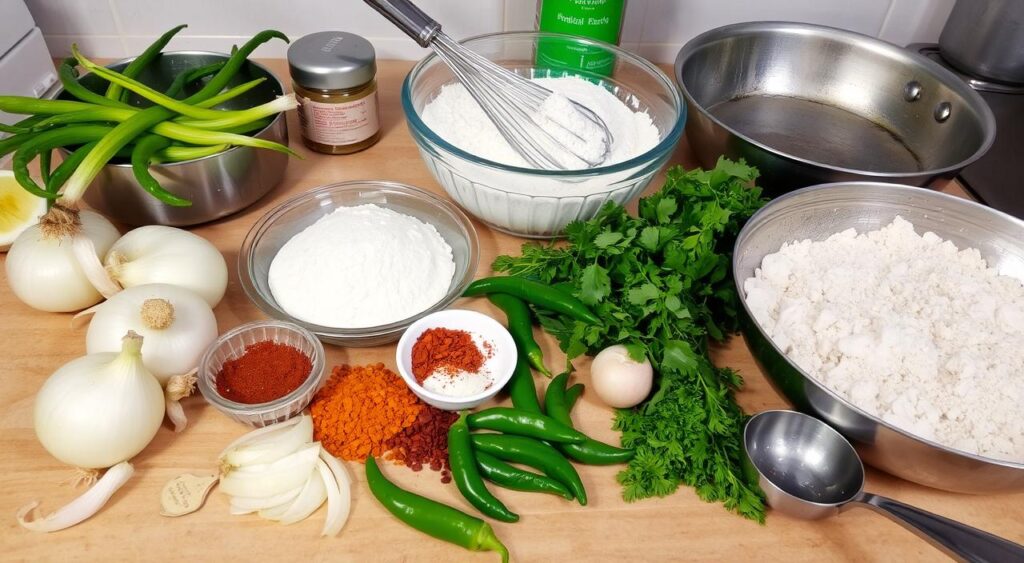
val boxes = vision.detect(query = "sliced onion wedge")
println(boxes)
[315,459,342,537]
[221,416,313,468]
[317,449,351,536]
[217,415,306,459]
[229,485,303,514]
[219,443,320,498]
[18,462,134,532]
[277,469,328,525]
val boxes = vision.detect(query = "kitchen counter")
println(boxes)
[1,59,1021,562]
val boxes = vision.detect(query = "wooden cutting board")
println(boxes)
[1,59,1019,562]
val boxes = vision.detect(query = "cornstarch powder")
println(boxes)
[268,204,455,328]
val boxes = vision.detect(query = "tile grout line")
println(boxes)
[877,0,899,38]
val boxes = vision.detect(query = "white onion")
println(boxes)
[105,225,228,308]
[6,208,119,312]
[20,332,166,532]
[217,415,351,534]
[590,344,654,408]
[34,331,165,468]
[84,283,218,385]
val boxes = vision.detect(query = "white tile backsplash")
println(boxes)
[21,0,955,61]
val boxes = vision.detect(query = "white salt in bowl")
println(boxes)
[395,309,517,411]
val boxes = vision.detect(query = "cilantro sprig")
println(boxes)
[494,158,769,522]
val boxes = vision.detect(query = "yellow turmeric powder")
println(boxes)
[310,363,423,461]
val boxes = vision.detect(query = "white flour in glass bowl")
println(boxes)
[744,217,1024,463]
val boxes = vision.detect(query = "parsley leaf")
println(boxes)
[494,158,769,522]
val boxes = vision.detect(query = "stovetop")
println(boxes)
[911,44,1024,220]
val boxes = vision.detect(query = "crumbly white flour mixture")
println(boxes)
[421,76,659,169]
[744,217,1024,462]
[268,204,455,329]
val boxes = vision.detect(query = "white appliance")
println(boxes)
[1,0,58,127]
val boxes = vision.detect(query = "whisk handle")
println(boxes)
[363,0,440,47]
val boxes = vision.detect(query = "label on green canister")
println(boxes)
[536,0,624,76]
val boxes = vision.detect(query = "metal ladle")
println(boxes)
[743,410,1024,562]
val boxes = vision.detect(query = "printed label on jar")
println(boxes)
[298,93,380,146]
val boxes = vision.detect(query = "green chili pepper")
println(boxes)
[130,135,192,206]
[565,383,584,410]
[13,125,111,198]
[448,412,519,523]
[488,293,551,377]
[544,373,634,466]
[365,457,510,563]
[475,451,573,500]
[464,276,600,325]
[39,149,52,187]
[107,24,188,102]
[470,433,587,506]
[58,58,129,108]
[467,407,587,444]
[164,60,227,99]
[507,353,542,414]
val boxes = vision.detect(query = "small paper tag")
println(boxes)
[160,473,218,517]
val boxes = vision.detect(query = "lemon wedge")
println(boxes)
[0,170,47,251]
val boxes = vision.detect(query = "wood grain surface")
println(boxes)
[1,60,1020,563]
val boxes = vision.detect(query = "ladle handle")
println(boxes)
[363,0,440,47]
[855,492,1024,563]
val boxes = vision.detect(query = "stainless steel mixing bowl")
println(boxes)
[732,182,1024,493]
[675,22,996,196]
[61,52,289,226]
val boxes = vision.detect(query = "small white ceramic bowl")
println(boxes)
[395,309,516,410]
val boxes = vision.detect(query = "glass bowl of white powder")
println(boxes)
[733,182,1024,494]
[402,32,685,238]
[240,180,479,347]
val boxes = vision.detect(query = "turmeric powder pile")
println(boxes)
[310,363,457,480]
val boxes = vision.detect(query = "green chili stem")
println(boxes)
[106,24,187,101]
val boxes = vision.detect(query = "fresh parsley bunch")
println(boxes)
[494,158,768,522]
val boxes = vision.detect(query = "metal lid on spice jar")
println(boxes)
[288,31,377,90]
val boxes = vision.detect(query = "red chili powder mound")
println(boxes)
[411,327,485,383]
[215,341,312,404]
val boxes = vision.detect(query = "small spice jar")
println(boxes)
[288,31,381,154]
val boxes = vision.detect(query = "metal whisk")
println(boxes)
[364,0,613,170]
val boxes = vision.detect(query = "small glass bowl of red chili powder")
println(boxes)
[197,320,326,427]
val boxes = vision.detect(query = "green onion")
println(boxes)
[157,143,230,162]
[173,94,296,130]
[46,141,96,199]
[73,46,284,122]
[0,97,98,116]
[106,24,187,102]
[57,58,129,108]
[13,125,112,198]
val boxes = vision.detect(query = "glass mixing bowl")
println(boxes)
[402,31,685,238]
[239,181,479,347]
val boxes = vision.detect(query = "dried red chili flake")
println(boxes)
[384,406,459,484]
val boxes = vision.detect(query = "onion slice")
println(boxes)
[221,416,313,468]
[318,450,351,536]
[219,443,320,498]
[277,469,327,525]
[315,459,342,537]
[17,462,134,532]
[218,416,305,458]
[229,485,303,514]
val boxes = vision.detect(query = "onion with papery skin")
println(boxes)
[20,332,165,532]
[5,207,119,312]
[84,283,218,385]
[34,331,165,468]
[103,225,228,307]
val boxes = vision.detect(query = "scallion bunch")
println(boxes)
[0,26,296,209]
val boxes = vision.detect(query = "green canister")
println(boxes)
[535,0,625,75]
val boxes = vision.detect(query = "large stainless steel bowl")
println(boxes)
[733,183,1024,493]
[676,22,996,196]
[61,52,289,226]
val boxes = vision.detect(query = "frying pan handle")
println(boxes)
[363,0,440,47]
[855,492,1024,563]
